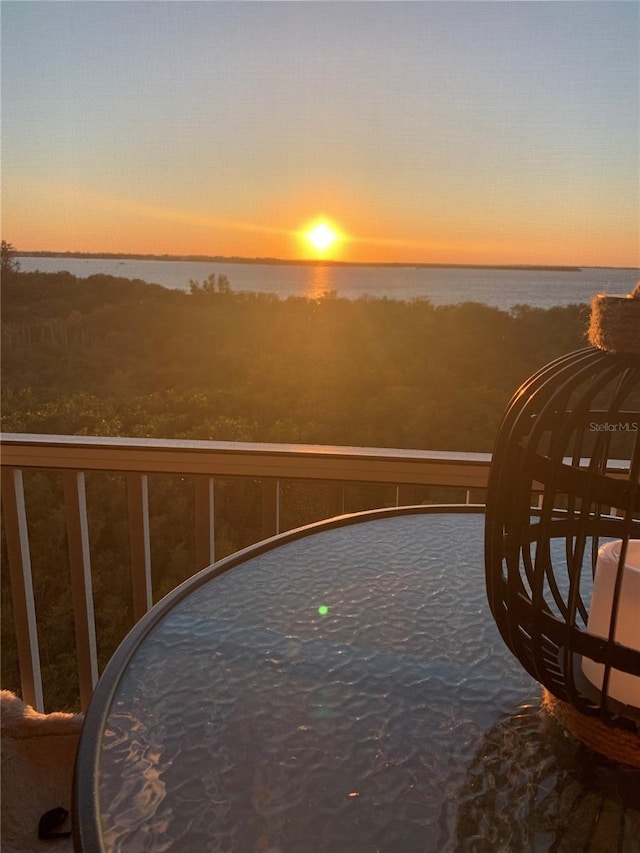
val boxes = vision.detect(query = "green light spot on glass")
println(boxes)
[318,605,329,617]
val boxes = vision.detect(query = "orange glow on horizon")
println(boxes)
[3,178,637,269]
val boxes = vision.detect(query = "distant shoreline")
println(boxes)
[16,251,587,273]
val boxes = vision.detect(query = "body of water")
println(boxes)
[17,256,639,311]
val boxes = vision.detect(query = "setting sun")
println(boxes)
[304,220,341,256]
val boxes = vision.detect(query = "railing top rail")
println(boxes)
[0,433,492,488]
[0,433,491,464]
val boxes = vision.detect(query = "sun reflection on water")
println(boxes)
[305,265,337,300]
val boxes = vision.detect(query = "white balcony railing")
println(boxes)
[1,433,491,712]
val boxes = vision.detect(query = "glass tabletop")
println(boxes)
[74,508,640,852]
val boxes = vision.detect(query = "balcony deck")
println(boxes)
[1,433,637,851]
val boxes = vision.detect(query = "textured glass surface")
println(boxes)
[96,514,640,851]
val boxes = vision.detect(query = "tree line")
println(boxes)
[1,268,589,448]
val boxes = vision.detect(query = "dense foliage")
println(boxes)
[2,268,589,447]
[1,269,590,708]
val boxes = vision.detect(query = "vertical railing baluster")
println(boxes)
[261,480,280,539]
[194,475,215,570]
[1,468,44,711]
[127,474,153,620]
[327,482,344,518]
[63,471,98,711]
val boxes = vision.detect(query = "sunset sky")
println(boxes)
[2,1,638,267]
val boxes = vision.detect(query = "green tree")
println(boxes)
[1,241,20,274]
[189,272,232,296]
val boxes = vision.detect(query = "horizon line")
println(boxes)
[16,250,635,272]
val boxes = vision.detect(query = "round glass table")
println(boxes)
[73,507,640,851]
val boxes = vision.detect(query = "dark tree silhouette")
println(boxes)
[1,241,20,274]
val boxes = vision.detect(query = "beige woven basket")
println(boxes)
[588,282,640,354]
